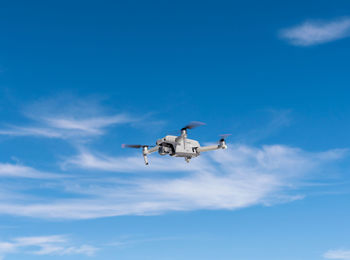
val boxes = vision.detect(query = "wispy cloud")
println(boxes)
[233,109,292,143]
[0,144,345,219]
[0,97,135,140]
[280,17,350,46]
[0,163,61,179]
[0,235,98,259]
[0,114,132,139]
[44,114,130,134]
[107,235,183,248]
[324,249,350,260]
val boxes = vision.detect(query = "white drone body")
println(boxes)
[123,122,229,165]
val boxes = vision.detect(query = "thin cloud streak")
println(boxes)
[0,114,133,139]
[0,163,62,179]
[107,236,183,248]
[280,17,350,46]
[234,109,292,144]
[0,97,136,140]
[0,127,63,138]
[324,249,350,260]
[43,114,132,134]
[0,235,98,259]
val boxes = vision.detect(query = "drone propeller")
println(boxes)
[168,121,206,136]
[219,134,232,142]
[182,121,206,130]
[121,144,155,149]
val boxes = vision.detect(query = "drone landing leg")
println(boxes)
[142,146,149,165]
[143,154,149,165]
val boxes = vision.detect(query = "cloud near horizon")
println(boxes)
[280,17,350,46]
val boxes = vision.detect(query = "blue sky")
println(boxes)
[0,0,350,259]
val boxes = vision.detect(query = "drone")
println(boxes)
[122,121,230,165]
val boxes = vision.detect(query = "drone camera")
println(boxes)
[158,144,174,155]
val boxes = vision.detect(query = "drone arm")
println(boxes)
[142,146,159,165]
[196,141,227,153]
[146,146,159,154]
[196,145,221,153]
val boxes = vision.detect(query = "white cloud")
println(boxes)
[32,244,97,256]
[0,97,135,140]
[14,235,67,246]
[44,114,130,133]
[0,242,16,254]
[0,114,132,139]
[0,163,61,179]
[0,235,98,259]
[324,249,350,260]
[0,127,63,138]
[0,144,345,219]
[280,17,350,46]
[107,236,182,248]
